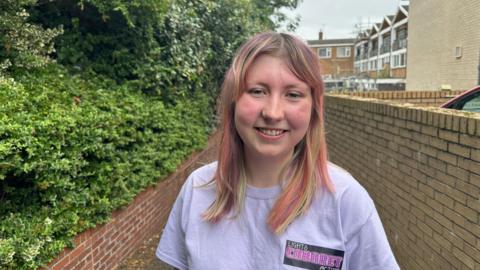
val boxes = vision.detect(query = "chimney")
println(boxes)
[318,31,323,40]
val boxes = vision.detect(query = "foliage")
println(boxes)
[0,66,211,269]
[28,0,299,100]
[0,0,63,73]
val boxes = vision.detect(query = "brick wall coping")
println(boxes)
[325,95,480,136]
[328,90,466,100]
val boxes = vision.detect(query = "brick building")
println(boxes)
[307,32,355,90]
[406,0,480,91]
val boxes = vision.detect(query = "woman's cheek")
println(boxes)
[235,97,261,124]
[289,104,312,128]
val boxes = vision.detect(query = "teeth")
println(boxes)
[259,128,284,136]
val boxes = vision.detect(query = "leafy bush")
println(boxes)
[29,0,298,99]
[0,0,63,73]
[0,65,211,269]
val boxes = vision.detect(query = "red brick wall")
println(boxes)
[368,70,377,78]
[317,46,355,77]
[44,135,218,270]
[320,58,354,77]
[391,67,406,78]
[325,94,480,269]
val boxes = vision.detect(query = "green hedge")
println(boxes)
[0,66,211,269]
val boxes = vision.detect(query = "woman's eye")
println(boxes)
[287,91,303,99]
[248,88,265,96]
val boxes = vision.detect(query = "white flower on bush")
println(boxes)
[22,240,43,263]
[0,238,15,265]
[44,217,52,226]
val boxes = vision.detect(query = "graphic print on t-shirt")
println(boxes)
[283,240,344,270]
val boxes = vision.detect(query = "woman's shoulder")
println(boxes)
[175,162,217,214]
[327,162,367,196]
[189,161,217,182]
[326,162,376,237]
[178,161,218,200]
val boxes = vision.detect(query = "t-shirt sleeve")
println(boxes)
[156,180,190,270]
[340,182,400,270]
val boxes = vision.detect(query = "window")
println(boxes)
[397,28,408,49]
[336,46,351,58]
[448,91,480,112]
[381,56,390,67]
[318,47,331,58]
[397,28,407,40]
[392,53,406,68]
[462,93,480,112]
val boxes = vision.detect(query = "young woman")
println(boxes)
[156,32,400,270]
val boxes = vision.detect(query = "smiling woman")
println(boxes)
[156,32,400,270]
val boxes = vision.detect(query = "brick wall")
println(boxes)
[325,94,480,269]
[44,135,218,270]
[315,46,355,77]
[320,53,355,77]
[336,90,465,106]
[391,67,406,78]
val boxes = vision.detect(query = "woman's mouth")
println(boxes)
[255,128,287,136]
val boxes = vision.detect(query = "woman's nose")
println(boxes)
[261,97,284,121]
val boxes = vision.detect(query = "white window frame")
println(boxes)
[392,53,406,68]
[336,46,351,58]
[318,47,332,58]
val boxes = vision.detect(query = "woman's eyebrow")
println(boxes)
[246,81,307,88]
[284,83,309,90]
[246,82,269,88]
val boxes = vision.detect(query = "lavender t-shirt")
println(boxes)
[156,162,400,270]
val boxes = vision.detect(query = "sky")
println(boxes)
[281,0,408,40]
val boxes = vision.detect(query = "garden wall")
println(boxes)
[325,93,480,270]
[44,136,218,270]
[335,89,465,106]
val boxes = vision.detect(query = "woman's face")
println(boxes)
[234,54,313,163]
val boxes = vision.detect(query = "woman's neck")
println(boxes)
[243,152,292,188]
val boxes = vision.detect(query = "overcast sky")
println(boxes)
[282,0,408,40]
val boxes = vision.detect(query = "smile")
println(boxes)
[255,128,287,136]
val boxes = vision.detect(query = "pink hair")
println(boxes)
[202,32,334,234]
